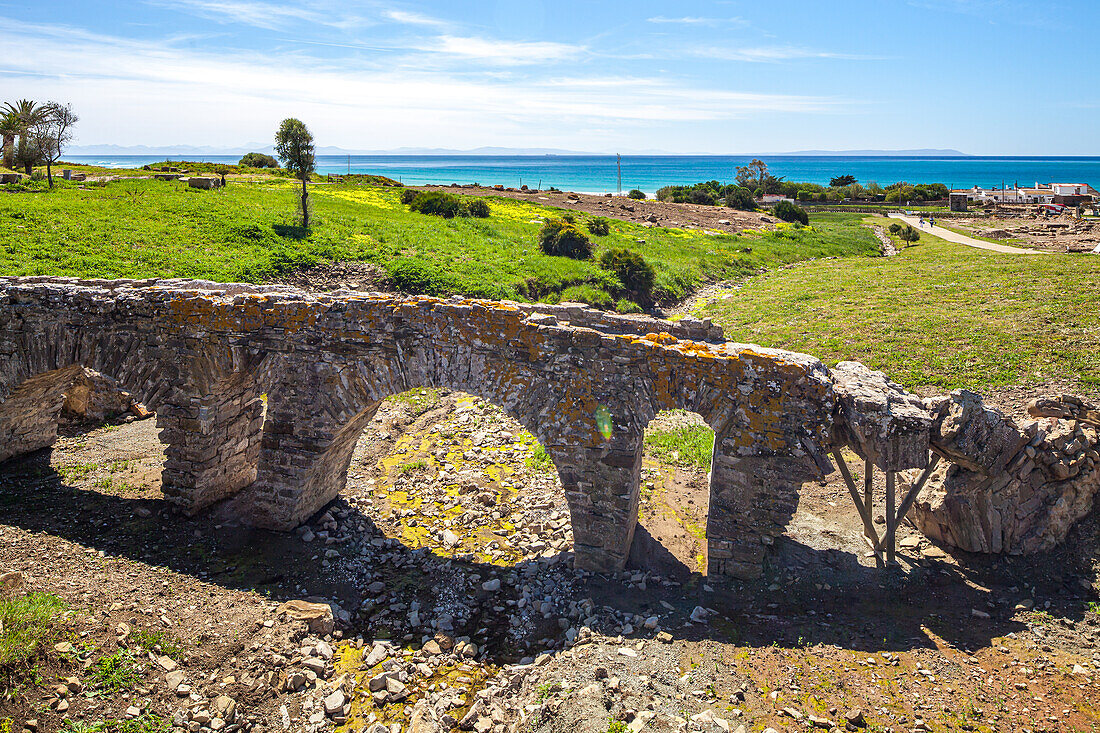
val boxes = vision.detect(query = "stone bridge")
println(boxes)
[2,277,1098,578]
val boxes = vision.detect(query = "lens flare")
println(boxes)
[595,405,613,440]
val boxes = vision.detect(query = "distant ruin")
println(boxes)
[1,277,1097,578]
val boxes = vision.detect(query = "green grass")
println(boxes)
[0,178,879,306]
[88,650,141,693]
[525,444,555,473]
[644,421,716,471]
[697,224,1100,390]
[0,592,65,690]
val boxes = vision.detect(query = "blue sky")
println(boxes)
[2,0,1097,154]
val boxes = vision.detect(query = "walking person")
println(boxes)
[919,215,925,228]
[929,215,935,228]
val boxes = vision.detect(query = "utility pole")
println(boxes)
[616,153,622,195]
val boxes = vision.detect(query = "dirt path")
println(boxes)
[889,214,1050,254]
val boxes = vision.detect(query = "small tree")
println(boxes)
[274,118,316,229]
[0,111,18,171]
[829,174,857,187]
[28,102,78,188]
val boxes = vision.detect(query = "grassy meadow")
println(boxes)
[0,176,878,306]
[696,225,1100,390]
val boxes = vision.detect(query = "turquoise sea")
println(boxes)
[64,154,1100,195]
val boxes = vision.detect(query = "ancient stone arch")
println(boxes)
[0,277,841,578]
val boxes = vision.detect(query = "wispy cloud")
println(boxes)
[383,9,448,28]
[647,16,748,26]
[149,0,370,31]
[691,46,880,62]
[0,17,841,148]
[420,35,584,65]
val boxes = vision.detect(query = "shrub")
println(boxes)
[408,191,462,218]
[797,189,813,201]
[772,200,808,225]
[897,224,921,243]
[239,152,279,169]
[724,187,756,211]
[462,198,491,218]
[400,188,419,205]
[888,222,903,234]
[689,188,716,206]
[539,219,594,260]
[587,217,611,236]
[627,189,646,200]
[598,247,656,302]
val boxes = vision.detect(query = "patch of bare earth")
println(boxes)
[1,385,1099,733]
[414,185,772,235]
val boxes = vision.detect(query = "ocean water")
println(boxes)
[64,154,1100,195]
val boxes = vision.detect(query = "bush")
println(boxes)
[539,219,594,260]
[888,222,903,234]
[400,188,419,205]
[627,189,646,200]
[598,247,656,302]
[587,217,611,236]
[772,200,808,225]
[463,198,490,218]
[724,187,756,211]
[897,224,921,243]
[239,152,279,169]
[408,191,462,218]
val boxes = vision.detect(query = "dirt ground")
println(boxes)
[414,185,772,235]
[3,385,1100,733]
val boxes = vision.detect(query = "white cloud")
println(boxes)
[647,16,748,26]
[421,35,583,65]
[0,18,843,150]
[149,0,370,31]
[383,9,448,28]
[691,46,878,62]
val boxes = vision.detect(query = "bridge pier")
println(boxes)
[159,382,265,515]
[706,446,820,580]
[552,443,643,573]
[243,364,382,530]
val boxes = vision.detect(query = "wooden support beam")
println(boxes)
[832,450,884,568]
[894,453,941,530]
[886,471,896,565]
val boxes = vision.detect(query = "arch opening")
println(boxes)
[634,410,716,580]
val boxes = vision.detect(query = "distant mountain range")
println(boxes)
[66,144,971,157]
[772,148,970,157]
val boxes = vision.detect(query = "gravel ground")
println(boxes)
[3,387,1100,733]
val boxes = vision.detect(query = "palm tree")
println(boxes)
[3,100,45,174]
[0,111,18,171]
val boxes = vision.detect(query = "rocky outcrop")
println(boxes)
[911,390,1100,553]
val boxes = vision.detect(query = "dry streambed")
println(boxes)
[2,390,1100,733]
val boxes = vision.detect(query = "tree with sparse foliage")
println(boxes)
[27,102,78,188]
[274,118,316,229]
[735,159,769,191]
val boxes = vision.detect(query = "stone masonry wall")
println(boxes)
[0,277,836,579]
[4,276,1098,576]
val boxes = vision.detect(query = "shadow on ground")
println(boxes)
[2,443,1097,667]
